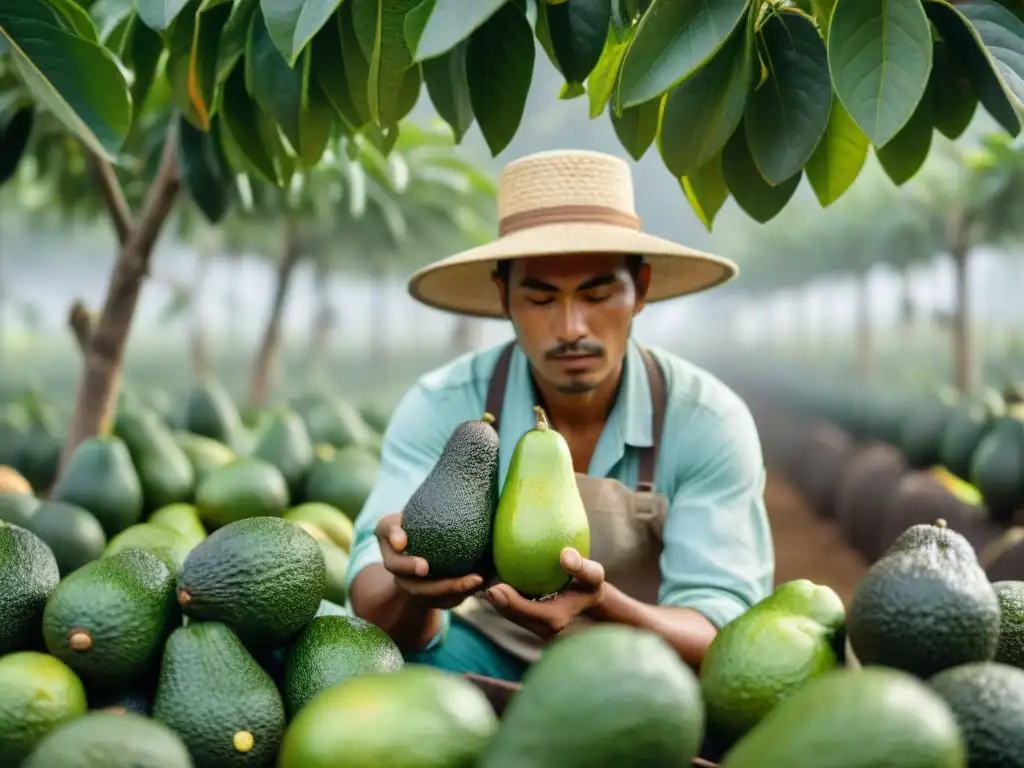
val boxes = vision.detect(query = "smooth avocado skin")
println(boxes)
[284,615,404,717]
[0,651,88,764]
[42,549,179,689]
[113,407,196,512]
[929,661,1024,767]
[0,522,59,654]
[26,500,107,577]
[153,622,286,768]
[719,667,966,768]
[993,581,1024,668]
[250,408,315,498]
[278,665,496,768]
[402,415,500,579]
[22,711,192,768]
[479,625,703,768]
[0,492,39,527]
[147,503,208,549]
[194,457,290,530]
[176,516,326,646]
[848,521,1000,678]
[50,436,144,536]
[283,502,354,552]
[492,407,590,598]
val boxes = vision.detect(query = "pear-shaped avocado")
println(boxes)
[194,457,289,531]
[492,406,590,598]
[970,405,1024,523]
[181,377,244,450]
[114,407,195,512]
[172,431,235,483]
[51,436,143,537]
[402,413,500,579]
[250,408,314,498]
[938,389,1004,482]
[302,445,380,520]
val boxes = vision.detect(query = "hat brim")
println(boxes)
[406,222,738,318]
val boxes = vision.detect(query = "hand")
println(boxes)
[375,513,484,610]
[482,548,606,640]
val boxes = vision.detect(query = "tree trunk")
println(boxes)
[855,272,872,377]
[949,208,974,393]
[306,253,335,380]
[248,217,302,408]
[60,124,182,472]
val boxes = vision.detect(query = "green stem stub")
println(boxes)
[533,405,549,430]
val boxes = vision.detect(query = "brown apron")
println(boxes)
[453,342,669,663]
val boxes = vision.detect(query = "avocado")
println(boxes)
[294,395,377,449]
[181,377,245,449]
[0,464,32,494]
[480,625,703,767]
[23,710,192,768]
[318,536,349,605]
[283,614,403,716]
[994,580,1024,668]
[43,548,179,689]
[88,685,155,716]
[848,520,1000,678]
[0,491,39,527]
[147,502,208,548]
[15,421,63,495]
[928,661,1024,767]
[113,407,196,512]
[0,651,88,764]
[176,516,325,646]
[939,390,1003,482]
[403,413,500,579]
[492,406,590,598]
[27,500,107,576]
[250,408,314,499]
[282,502,354,552]
[302,445,380,520]
[719,667,965,767]
[278,665,495,768]
[51,436,143,536]
[970,407,1024,523]
[153,622,286,768]
[172,431,235,482]
[102,522,193,570]
[194,457,290,530]
[0,521,60,654]
[700,580,845,747]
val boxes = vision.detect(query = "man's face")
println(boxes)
[494,253,651,394]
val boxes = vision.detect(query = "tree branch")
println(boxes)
[87,153,133,245]
[129,121,182,264]
[67,299,92,354]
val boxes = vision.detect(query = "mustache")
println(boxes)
[545,341,605,359]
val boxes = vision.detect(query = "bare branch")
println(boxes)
[129,121,182,265]
[87,153,133,245]
[67,299,92,355]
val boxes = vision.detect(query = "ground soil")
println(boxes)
[764,467,868,609]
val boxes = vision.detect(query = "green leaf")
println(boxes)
[125,17,164,116]
[804,93,869,206]
[0,107,32,185]
[876,83,933,186]
[586,21,631,118]
[423,41,474,141]
[956,0,1024,104]
[338,0,373,124]
[261,0,343,65]
[90,0,135,43]
[681,151,728,230]
[177,113,231,223]
[931,39,977,140]
[49,0,100,42]
[188,0,233,129]
[216,0,258,83]
[405,0,506,61]
[657,8,755,177]
[560,81,586,98]
[0,1,132,160]
[926,0,1021,135]
[136,0,191,31]
[467,2,535,155]
[828,0,933,147]
[248,10,307,153]
[617,0,750,109]
[351,0,421,125]
[722,122,801,223]
[312,14,367,129]
[811,0,837,36]
[611,95,660,160]
[219,62,280,183]
[296,47,334,166]
[745,10,832,185]
[545,0,612,84]
[392,61,423,123]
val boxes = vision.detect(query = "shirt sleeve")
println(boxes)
[344,382,461,646]
[656,404,775,629]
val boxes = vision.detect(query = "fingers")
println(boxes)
[375,513,407,552]
[560,547,605,589]
[395,573,484,597]
[376,514,428,578]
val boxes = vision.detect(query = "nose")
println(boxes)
[552,297,589,343]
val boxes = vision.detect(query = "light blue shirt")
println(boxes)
[345,339,775,646]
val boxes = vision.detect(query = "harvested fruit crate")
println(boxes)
[463,673,720,768]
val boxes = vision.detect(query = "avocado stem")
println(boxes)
[177,588,192,608]
[233,731,255,753]
[533,405,549,431]
[934,518,948,528]
[68,629,92,653]
[481,412,495,425]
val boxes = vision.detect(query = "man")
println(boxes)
[346,149,774,683]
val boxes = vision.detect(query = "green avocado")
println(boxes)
[250,408,314,499]
[26,500,107,577]
[51,436,143,536]
[114,407,196,512]
[194,457,289,530]
[993,581,1024,668]
[0,521,59,654]
[0,492,39,527]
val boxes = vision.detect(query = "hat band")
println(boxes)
[498,204,641,236]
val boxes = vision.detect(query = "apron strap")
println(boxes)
[636,347,667,493]
[483,341,667,492]
[485,341,517,432]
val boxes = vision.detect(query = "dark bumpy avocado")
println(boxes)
[402,414,500,578]
[848,520,1000,678]
[0,521,59,654]
[176,516,325,646]
[993,581,1024,669]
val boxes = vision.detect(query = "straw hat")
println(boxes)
[406,149,738,318]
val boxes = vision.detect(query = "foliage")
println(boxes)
[0,0,1022,231]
